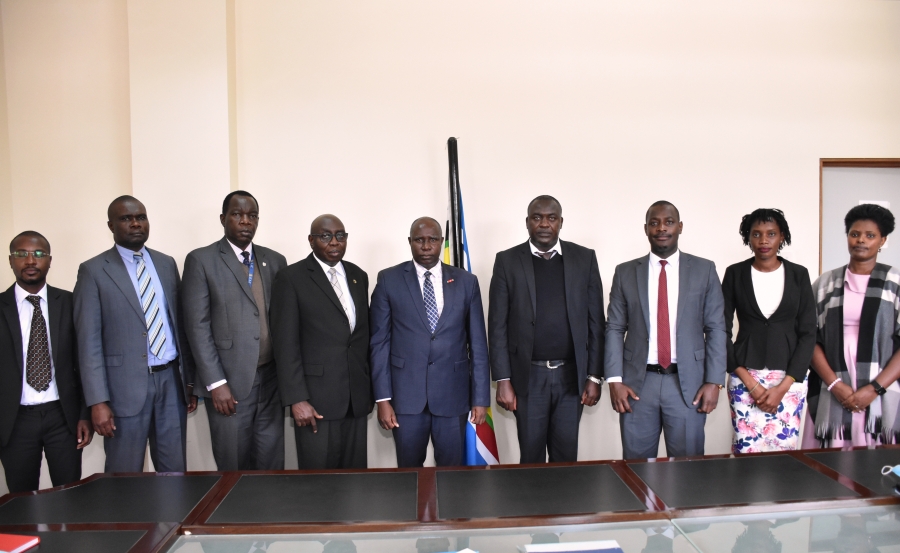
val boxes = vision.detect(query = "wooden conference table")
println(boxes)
[0,446,897,552]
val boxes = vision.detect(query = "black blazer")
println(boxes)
[488,240,605,396]
[270,253,373,420]
[721,257,816,381]
[0,285,88,447]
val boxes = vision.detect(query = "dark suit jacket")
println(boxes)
[488,240,605,396]
[0,285,88,447]
[721,257,817,381]
[182,238,287,400]
[271,253,373,420]
[605,251,727,405]
[369,261,490,417]
[74,246,195,417]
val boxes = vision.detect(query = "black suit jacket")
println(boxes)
[488,240,605,396]
[270,253,373,420]
[721,257,817,381]
[0,285,88,447]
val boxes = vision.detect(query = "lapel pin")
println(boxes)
[262,262,267,267]
[353,279,357,284]
[447,279,454,283]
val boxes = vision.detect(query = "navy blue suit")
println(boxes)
[370,261,489,467]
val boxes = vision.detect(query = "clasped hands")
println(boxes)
[830,380,876,414]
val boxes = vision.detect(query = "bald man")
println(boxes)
[271,214,372,469]
[369,217,490,467]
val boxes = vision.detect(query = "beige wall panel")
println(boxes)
[126,0,232,266]
[234,0,900,464]
[0,8,12,291]
[1,0,132,290]
[0,0,133,493]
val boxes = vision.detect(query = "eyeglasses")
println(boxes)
[11,250,49,259]
[311,232,348,243]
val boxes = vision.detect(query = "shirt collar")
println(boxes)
[116,244,149,264]
[15,283,48,306]
[414,261,443,280]
[649,249,680,268]
[314,254,345,277]
[227,239,253,261]
[529,240,563,257]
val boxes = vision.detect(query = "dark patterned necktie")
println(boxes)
[241,251,250,267]
[657,260,671,369]
[423,271,439,333]
[25,295,52,392]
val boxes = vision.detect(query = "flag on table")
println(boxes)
[445,137,499,466]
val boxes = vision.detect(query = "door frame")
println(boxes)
[819,158,900,273]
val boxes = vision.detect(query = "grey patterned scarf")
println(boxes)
[808,264,900,443]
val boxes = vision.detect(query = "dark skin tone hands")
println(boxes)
[187,386,198,414]
[211,383,237,416]
[76,420,93,449]
[609,382,639,413]
[692,383,720,414]
[581,380,601,407]
[292,401,324,432]
[377,401,399,430]
[92,403,116,438]
[496,380,517,411]
[734,366,791,414]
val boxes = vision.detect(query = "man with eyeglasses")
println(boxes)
[270,214,371,469]
[182,191,287,470]
[369,217,490,467]
[0,231,92,491]
[74,196,196,473]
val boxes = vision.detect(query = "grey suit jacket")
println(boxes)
[604,251,726,406]
[182,237,287,400]
[74,245,195,417]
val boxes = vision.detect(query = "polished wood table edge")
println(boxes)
[0,521,179,553]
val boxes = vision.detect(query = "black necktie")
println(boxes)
[25,295,52,392]
[241,251,251,267]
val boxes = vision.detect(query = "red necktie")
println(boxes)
[657,260,671,369]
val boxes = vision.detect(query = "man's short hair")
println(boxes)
[222,190,258,214]
[645,200,680,223]
[107,195,141,220]
[527,195,562,213]
[9,230,50,254]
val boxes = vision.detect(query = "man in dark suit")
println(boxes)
[370,217,490,467]
[271,214,371,469]
[0,231,92,492]
[74,196,196,473]
[489,195,605,464]
[605,200,726,460]
[183,191,287,471]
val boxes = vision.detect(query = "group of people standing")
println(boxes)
[2,191,898,495]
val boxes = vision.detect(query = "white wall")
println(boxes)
[0,0,899,492]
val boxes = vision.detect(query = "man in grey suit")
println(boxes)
[605,201,726,460]
[74,196,196,473]
[183,191,287,471]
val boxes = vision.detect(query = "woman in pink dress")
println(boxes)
[804,204,900,449]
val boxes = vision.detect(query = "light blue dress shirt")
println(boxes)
[116,244,178,365]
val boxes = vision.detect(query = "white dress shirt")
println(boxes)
[314,254,357,331]
[414,261,444,317]
[607,250,680,383]
[529,240,563,259]
[15,284,60,405]
[207,240,256,392]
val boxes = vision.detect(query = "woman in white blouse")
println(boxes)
[721,209,817,453]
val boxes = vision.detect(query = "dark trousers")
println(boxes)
[393,405,467,467]
[620,371,706,460]
[206,363,284,471]
[514,363,583,464]
[104,366,187,473]
[295,406,367,470]
[0,401,81,493]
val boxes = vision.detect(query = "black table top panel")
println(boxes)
[207,472,418,523]
[18,530,145,553]
[435,465,646,519]
[0,475,219,524]
[628,455,859,509]
[809,449,900,496]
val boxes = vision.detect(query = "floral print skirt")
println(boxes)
[728,369,807,454]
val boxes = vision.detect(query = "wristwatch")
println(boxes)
[586,375,603,385]
[871,381,888,396]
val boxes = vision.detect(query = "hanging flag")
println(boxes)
[445,136,499,466]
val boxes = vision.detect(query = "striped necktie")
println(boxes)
[134,253,167,358]
[423,271,439,333]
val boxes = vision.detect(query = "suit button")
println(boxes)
[429,362,434,366]
[254,312,259,317]
[142,354,147,359]
[764,322,768,326]
[431,336,436,341]
[142,332,147,337]
[531,321,535,326]
[254,336,260,340]
[348,345,352,350]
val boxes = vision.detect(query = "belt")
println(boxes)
[531,359,574,369]
[647,363,678,375]
[19,400,61,412]
[149,358,178,373]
